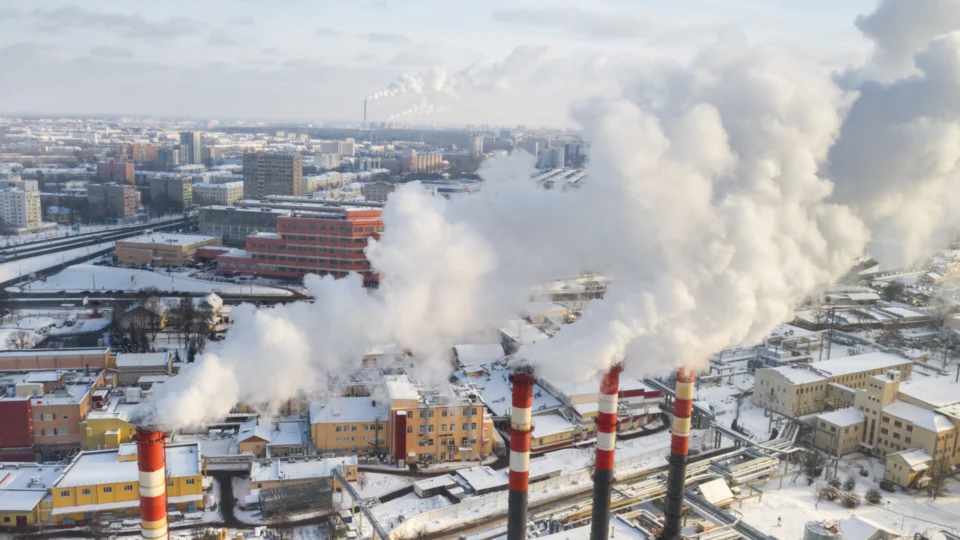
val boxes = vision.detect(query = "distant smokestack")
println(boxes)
[662,367,696,540]
[508,371,535,540]
[364,99,368,129]
[137,429,168,540]
[590,365,622,540]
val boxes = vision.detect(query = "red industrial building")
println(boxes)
[215,207,384,286]
[0,399,34,461]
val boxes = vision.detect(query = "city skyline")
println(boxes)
[0,0,878,127]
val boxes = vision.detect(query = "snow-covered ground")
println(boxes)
[355,472,414,499]
[0,240,115,283]
[738,453,960,539]
[0,313,112,349]
[0,316,56,349]
[372,493,451,531]
[20,264,293,296]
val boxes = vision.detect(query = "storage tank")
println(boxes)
[804,520,840,540]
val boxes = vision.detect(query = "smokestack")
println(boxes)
[508,370,535,540]
[364,99,368,129]
[661,367,696,540]
[137,428,168,540]
[590,365,622,540]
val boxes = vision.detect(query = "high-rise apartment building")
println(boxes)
[122,144,160,164]
[471,134,484,155]
[179,132,202,165]
[149,176,193,212]
[0,189,42,231]
[97,159,135,184]
[242,152,303,199]
[401,149,444,173]
[215,207,383,286]
[157,147,180,169]
[88,183,138,223]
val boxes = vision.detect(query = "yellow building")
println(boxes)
[115,232,222,266]
[310,397,390,456]
[249,456,358,491]
[0,462,64,527]
[884,448,934,489]
[81,411,137,450]
[813,408,865,456]
[51,442,203,523]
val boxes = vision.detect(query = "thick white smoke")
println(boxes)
[386,98,451,122]
[142,0,959,430]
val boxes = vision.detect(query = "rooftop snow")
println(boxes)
[55,443,200,488]
[898,378,960,408]
[882,401,954,433]
[384,374,420,401]
[310,396,390,424]
[540,372,655,399]
[268,421,306,447]
[115,352,170,368]
[118,232,219,246]
[889,447,933,467]
[766,366,827,385]
[807,351,909,378]
[454,363,562,417]
[453,344,504,367]
[250,456,357,483]
[0,462,66,511]
[532,411,576,438]
[817,407,864,427]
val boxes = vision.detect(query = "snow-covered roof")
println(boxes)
[500,319,548,344]
[817,407,865,427]
[698,478,734,506]
[238,419,273,443]
[766,366,826,385]
[250,456,357,483]
[117,232,219,247]
[532,411,576,438]
[539,372,656,400]
[882,401,954,433]
[898,378,960,408]
[115,352,170,369]
[309,397,389,424]
[384,374,420,401]
[268,421,306,447]
[453,344,505,367]
[55,443,201,488]
[0,462,66,512]
[837,515,903,540]
[888,448,933,468]
[807,351,910,378]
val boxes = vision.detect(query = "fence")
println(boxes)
[388,435,702,538]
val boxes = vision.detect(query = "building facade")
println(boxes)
[115,233,222,266]
[192,181,244,206]
[243,152,303,199]
[215,208,383,285]
[88,183,137,223]
[199,206,288,247]
[149,176,193,211]
[401,149,444,173]
[179,132,202,165]
[96,160,135,184]
[360,182,398,203]
[0,188,42,231]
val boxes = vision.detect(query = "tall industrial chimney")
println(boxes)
[590,365,622,540]
[363,99,368,129]
[661,367,696,540]
[137,428,168,540]
[508,370,535,540]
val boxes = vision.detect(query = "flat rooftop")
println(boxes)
[55,443,201,489]
[117,232,220,246]
[808,351,910,378]
[250,456,357,483]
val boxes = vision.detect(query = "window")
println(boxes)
[907,425,913,432]
[905,437,912,444]
[441,425,446,432]
[407,426,413,433]
[462,423,469,430]
[124,485,134,491]
[60,490,70,497]
[471,423,477,430]
[882,416,890,423]
[336,426,342,432]
[351,425,357,432]
[442,410,448,417]
[82,489,91,495]
[894,421,902,428]
[893,433,901,440]
[428,425,435,433]
[186,479,195,485]
[103,487,112,493]
[2,517,7,523]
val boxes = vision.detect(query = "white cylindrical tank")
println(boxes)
[804,521,840,540]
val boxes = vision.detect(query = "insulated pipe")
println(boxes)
[590,365,622,540]
[137,429,168,540]
[508,372,535,540]
[661,367,696,540]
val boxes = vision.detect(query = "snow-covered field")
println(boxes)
[355,472,414,499]
[738,454,960,539]
[0,240,115,283]
[20,264,293,296]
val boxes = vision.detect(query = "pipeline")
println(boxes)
[590,365,622,540]
[137,428,168,540]
[661,367,696,540]
[508,371,535,540]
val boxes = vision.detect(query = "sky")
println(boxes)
[0,0,880,127]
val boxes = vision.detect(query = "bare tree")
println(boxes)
[929,455,952,500]
[6,330,33,350]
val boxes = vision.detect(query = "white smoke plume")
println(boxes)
[387,98,452,122]
[141,0,960,430]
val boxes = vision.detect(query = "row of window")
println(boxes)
[405,407,478,419]
[35,428,69,436]
[407,423,478,433]
[33,413,65,421]
[59,478,195,497]
[334,436,381,442]
[335,424,383,432]
[252,251,366,262]
[279,223,382,233]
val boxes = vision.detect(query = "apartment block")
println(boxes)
[243,152,303,199]
[88,183,137,223]
[0,188,42,231]
[192,181,244,206]
[149,175,193,211]
[96,160,134,184]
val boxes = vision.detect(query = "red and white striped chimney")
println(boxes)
[590,365,622,540]
[507,371,535,540]
[137,428,168,540]
[662,367,696,540]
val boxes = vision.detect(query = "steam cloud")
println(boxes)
[387,98,452,122]
[142,0,957,430]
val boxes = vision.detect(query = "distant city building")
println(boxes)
[0,188,42,231]
[192,181,244,206]
[315,139,355,157]
[537,147,565,169]
[215,207,383,286]
[199,206,289,247]
[156,147,180,169]
[471,134,484,155]
[517,139,539,157]
[314,153,341,170]
[354,157,382,171]
[122,144,160,164]
[115,232,222,266]
[88,183,137,223]
[243,152,303,199]
[149,176,193,212]
[179,131,202,165]
[96,159,135,184]
[361,182,399,203]
[401,148,444,173]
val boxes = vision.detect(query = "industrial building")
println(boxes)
[115,232,222,266]
[198,205,289,247]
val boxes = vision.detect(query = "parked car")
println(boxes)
[879,479,899,492]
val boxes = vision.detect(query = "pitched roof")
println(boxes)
[882,401,954,432]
